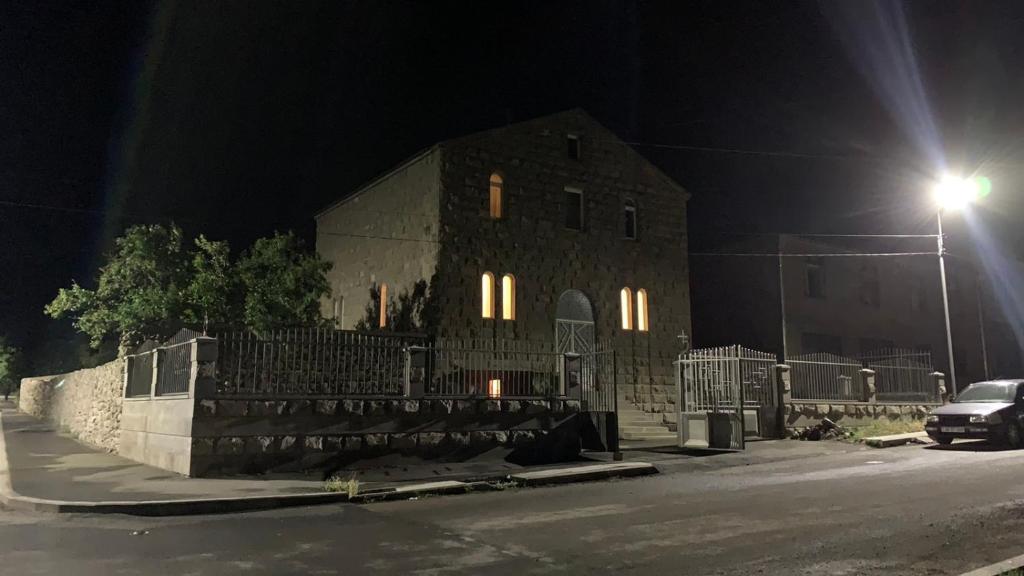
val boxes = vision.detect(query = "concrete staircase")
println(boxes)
[617,404,676,442]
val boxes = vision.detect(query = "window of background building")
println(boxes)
[567,134,580,160]
[637,289,649,331]
[858,264,880,308]
[805,258,825,299]
[624,199,637,239]
[911,278,928,312]
[620,288,633,330]
[565,187,583,230]
[489,173,503,219]
[800,332,842,356]
[481,272,495,319]
[378,284,388,328]
[501,274,516,320]
[859,337,894,355]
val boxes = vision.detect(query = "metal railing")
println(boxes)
[788,353,864,402]
[156,341,192,395]
[861,348,936,403]
[427,338,563,397]
[679,346,776,412]
[126,350,155,397]
[215,328,427,396]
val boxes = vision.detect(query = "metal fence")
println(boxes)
[678,346,777,412]
[126,350,155,397]
[156,341,192,395]
[788,353,864,402]
[125,329,202,397]
[426,338,563,397]
[215,328,427,396]
[862,348,937,403]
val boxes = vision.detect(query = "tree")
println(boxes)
[184,235,237,331]
[45,223,188,352]
[236,232,332,333]
[355,277,439,334]
[0,337,23,401]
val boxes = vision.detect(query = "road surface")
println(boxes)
[3,440,1024,575]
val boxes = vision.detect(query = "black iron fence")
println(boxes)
[788,353,864,402]
[213,328,618,403]
[862,348,937,403]
[125,329,203,397]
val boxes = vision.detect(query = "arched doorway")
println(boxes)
[555,289,596,355]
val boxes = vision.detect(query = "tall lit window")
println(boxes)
[637,289,649,332]
[489,173,503,219]
[501,274,516,320]
[620,288,634,330]
[378,284,388,328]
[481,272,495,319]
[624,199,637,239]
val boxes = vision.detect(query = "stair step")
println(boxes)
[619,426,672,434]
[620,431,677,441]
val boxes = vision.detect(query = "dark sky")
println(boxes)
[3,1,1024,364]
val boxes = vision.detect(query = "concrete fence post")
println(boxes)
[930,371,947,402]
[776,364,791,404]
[150,348,160,399]
[859,368,876,403]
[190,337,218,399]
[404,346,427,398]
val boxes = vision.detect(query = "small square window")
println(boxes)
[565,188,583,230]
[805,259,825,299]
[567,134,580,160]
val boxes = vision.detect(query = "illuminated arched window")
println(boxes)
[489,173,503,219]
[481,272,495,319]
[501,274,516,320]
[637,289,649,332]
[620,288,634,330]
[378,284,388,329]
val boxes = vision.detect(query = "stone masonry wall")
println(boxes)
[189,397,583,477]
[784,401,934,431]
[315,147,442,329]
[18,358,125,452]
[434,109,691,415]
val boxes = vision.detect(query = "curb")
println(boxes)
[864,431,930,448]
[960,552,1024,576]
[0,412,658,516]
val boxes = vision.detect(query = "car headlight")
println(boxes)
[969,414,990,423]
[926,415,939,423]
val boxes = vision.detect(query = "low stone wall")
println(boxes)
[189,397,583,477]
[18,359,125,452]
[784,401,935,430]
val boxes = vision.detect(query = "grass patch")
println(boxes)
[846,419,925,442]
[323,474,360,497]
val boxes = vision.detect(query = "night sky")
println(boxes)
[3,1,1024,368]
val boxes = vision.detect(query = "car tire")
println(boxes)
[1005,422,1023,449]
[934,436,954,445]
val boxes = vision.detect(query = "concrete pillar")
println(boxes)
[859,368,876,403]
[150,349,160,399]
[404,345,427,398]
[930,371,947,402]
[776,364,791,404]
[190,337,218,399]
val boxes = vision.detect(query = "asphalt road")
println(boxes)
[4,441,1024,575]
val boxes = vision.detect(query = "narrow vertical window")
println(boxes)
[637,289,649,332]
[501,274,516,320]
[624,199,637,239]
[378,284,388,329]
[567,134,580,160]
[488,379,502,398]
[489,173,503,219]
[620,288,634,330]
[481,272,495,319]
[565,187,583,230]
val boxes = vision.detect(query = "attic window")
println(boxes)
[567,134,580,160]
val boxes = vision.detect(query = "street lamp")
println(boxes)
[932,175,985,395]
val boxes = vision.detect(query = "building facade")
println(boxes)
[316,109,692,418]
[691,234,1021,387]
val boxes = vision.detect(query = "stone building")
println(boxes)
[691,234,1022,388]
[316,109,692,435]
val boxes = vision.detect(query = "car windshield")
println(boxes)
[954,382,1017,403]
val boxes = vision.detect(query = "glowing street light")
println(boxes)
[932,174,989,395]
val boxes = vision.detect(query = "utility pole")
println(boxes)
[937,210,958,395]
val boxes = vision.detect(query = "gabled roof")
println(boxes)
[316,108,690,219]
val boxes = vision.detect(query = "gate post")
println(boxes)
[859,368,876,403]
[776,364,790,437]
[930,371,947,402]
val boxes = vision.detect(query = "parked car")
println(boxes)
[925,380,1024,448]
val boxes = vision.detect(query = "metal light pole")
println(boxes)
[936,209,958,395]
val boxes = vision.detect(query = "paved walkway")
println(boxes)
[0,403,863,506]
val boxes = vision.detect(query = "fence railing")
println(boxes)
[788,353,864,402]
[125,333,200,398]
[678,345,776,413]
[862,348,937,403]
[214,328,617,403]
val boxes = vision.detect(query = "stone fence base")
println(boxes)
[190,397,584,477]
[784,401,935,430]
